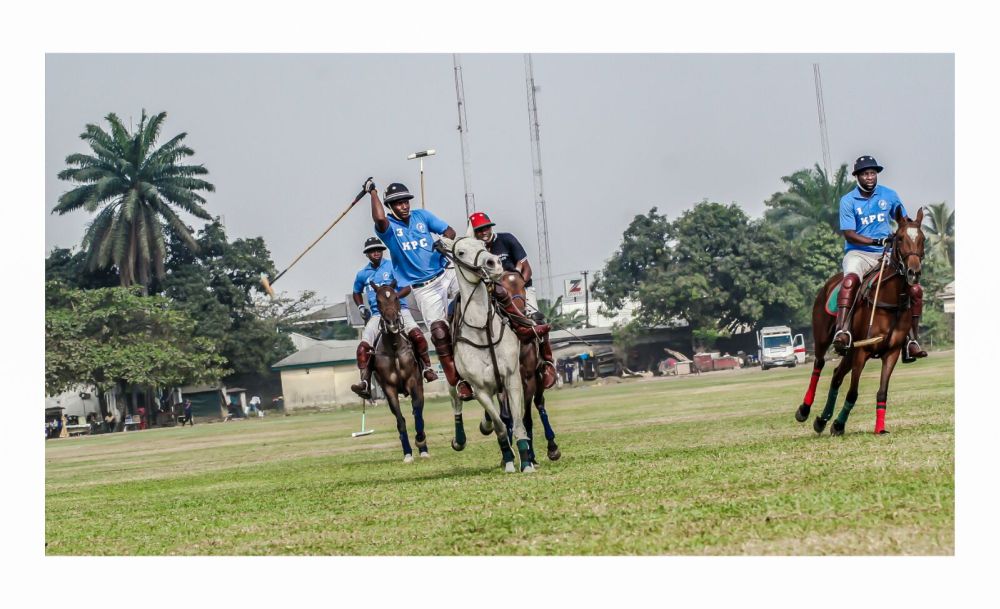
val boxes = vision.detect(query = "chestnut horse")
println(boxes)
[795,207,925,435]
[476,270,561,465]
[371,282,430,462]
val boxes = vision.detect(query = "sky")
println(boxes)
[45,53,954,304]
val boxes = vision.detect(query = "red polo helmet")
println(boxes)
[469,211,495,231]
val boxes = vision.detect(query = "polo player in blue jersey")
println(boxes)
[361,178,476,401]
[832,155,927,362]
[349,237,438,400]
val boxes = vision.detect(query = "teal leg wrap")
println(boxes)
[820,387,839,422]
[835,400,856,426]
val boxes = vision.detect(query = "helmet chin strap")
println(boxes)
[858,178,877,196]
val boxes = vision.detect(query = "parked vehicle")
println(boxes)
[757,326,805,370]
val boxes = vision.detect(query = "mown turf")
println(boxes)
[45,351,954,555]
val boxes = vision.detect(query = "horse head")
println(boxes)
[372,280,403,335]
[439,235,503,284]
[891,206,925,286]
[500,270,528,315]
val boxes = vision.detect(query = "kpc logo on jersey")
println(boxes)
[857,206,887,227]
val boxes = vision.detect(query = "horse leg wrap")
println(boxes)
[820,386,839,422]
[835,400,856,426]
[400,433,412,457]
[517,439,533,470]
[537,404,556,442]
[498,435,514,465]
[430,321,473,400]
[803,367,822,407]
[453,414,466,447]
[874,402,887,434]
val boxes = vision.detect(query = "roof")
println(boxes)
[180,384,246,394]
[295,299,427,327]
[937,281,955,299]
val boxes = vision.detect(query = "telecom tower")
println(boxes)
[813,63,833,179]
[453,54,475,218]
[524,54,554,301]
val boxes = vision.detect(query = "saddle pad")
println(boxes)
[825,285,839,317]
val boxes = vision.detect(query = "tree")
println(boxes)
[591,208,672,313]
[536,297,587,330]
[45,282,228,401]
[159,220,296,379]
[922,202,955,269]
[764,163,852,239]
[45,247,120,289]
[52,110,215,290]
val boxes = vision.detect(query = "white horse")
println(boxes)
[438,234,534,473]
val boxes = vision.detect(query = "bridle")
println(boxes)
[886,225,925,280]
[448,236,495,285]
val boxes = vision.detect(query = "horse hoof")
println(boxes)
[415,439,427,450]
[403,454,414,464]
[813,417,828,434]
[479,419,493,436]
[831,420,845,437]
[521,463,536,473]
[795,404,810,422]
[547,446,561,461]
[451,439,465,451]
[419,451,430,458]
[503,461,516,473]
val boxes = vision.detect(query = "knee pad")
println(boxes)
[908,283,923,316]
[838,274,860,307]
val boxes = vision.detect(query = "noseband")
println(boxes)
[449,237,496,284]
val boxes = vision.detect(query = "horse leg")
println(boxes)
[534,389,560,460]
[479,410,493,435]
[801,288,836,422]
[813,355,851,433]
[504,372,534,473]
[522,387,537,467]
[831,350,867,436]
[796,357,826,422]
[384,386,412,462]
[449,388,466,452]
[476,390,515,472]
[874,348,902,435]
[411,384,429,457]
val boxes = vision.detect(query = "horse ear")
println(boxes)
[915,207,924,226]
[368,280,377,291]
[465,223,476,238]
[894,206,904,223]
[391,279,398,289]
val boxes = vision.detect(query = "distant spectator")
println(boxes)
[104,411,116,433]
[248,395,262,417]
[137,406,147,430]
[181,400,193,427]
[565,361,575,385]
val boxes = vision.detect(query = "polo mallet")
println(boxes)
[260,183,371,298]
[351,399,375,437]
[853,247,889,348]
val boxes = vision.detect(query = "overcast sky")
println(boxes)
[45,53,954,303]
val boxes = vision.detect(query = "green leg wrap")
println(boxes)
[820,387,839,422]
[835,400,856,426]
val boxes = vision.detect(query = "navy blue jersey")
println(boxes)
[486,232,531,287]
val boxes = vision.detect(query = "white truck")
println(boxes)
[757,325,805,370]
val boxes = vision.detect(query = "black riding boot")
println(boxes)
[832,273,860,356]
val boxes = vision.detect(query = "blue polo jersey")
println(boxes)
[353,259,407,315]
[839,184,908,253]
[375,209,450,284]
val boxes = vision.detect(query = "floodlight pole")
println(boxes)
[407,149,436,209]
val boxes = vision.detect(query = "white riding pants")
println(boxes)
[361,309,419,345]
[842,249,882,279]
[410,267,459,327]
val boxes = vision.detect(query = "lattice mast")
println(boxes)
[524,54,554,301]
[453,54,475,218]
[813,63,833,180]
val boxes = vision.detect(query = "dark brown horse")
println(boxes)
[477,271,561,465]
[371,282,429,462]
[795,207,926,435]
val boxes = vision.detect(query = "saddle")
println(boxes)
[823,263,890,317]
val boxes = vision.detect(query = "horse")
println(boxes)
[436,234,535,473]
[370,282,430,463]
[475,270,561,466]
[794,207,926,435]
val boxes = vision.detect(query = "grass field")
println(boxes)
[45,351,954,556]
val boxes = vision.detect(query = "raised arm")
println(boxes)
[366,178,388,233]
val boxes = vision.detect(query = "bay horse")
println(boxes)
[475,270,561,466]
[437,234,535,473]
[794,207,926,435]
[370,282,430,462]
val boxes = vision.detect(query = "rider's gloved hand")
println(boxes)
[359,305,371,323]
[362,177,376,194]
[870,237,886,247]
[432,240,447,255]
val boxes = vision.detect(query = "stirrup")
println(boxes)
[351,379,371,399]
[832,330,852,353]
[902,339,926,363]
[422,367,439,382]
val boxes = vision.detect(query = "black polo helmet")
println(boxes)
[362,237,387,254]
[383,182,414,206]
[852,155,884,176]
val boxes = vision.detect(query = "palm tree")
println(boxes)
[53,110,214,289]
[922,202,955,268]
[764,163,852,238]
[536,297,587,330]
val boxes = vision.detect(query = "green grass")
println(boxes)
[45,351,954,555]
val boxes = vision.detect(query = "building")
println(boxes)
[938,281,955,314]
[271,339,448,411]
